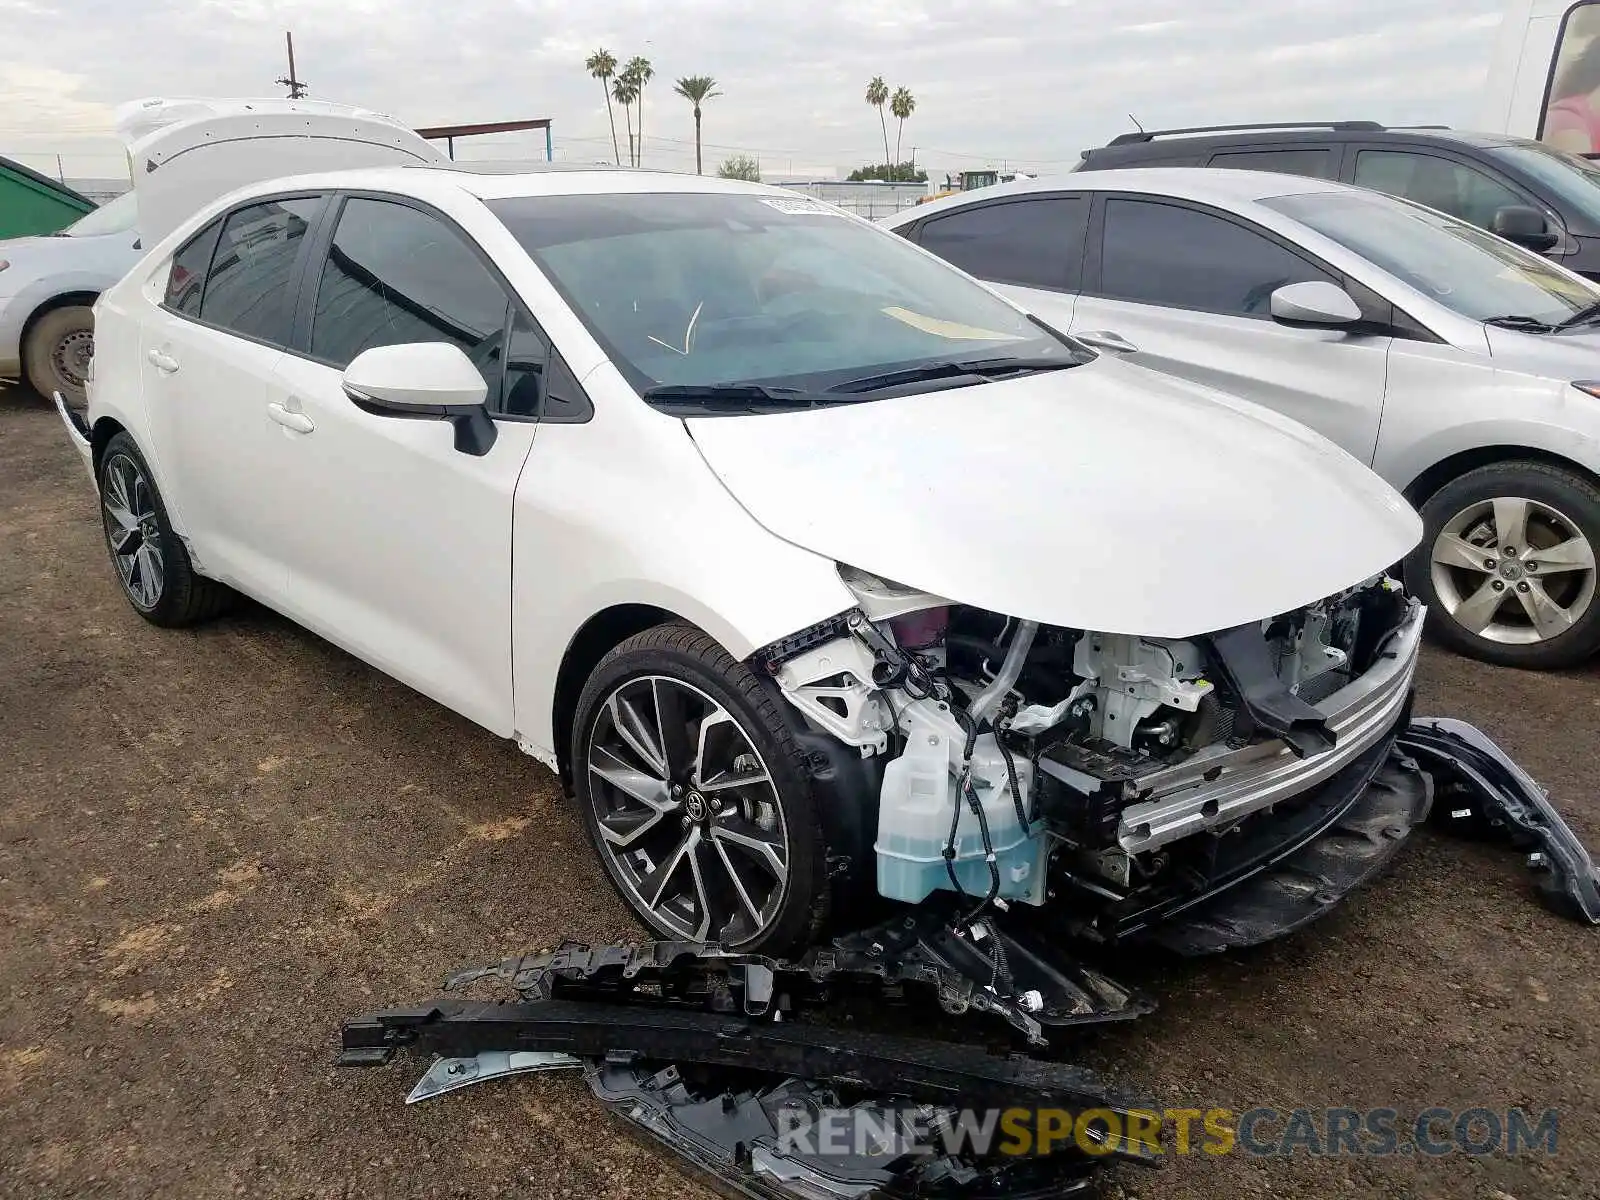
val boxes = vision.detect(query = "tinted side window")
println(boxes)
[1209,148,1335,179]
[200,198,322,344]
[310,197,509,372]
[1097,199,1333,317]
[915,196,1089,291]
[1353,151,1524,229]
[164,218,222,316]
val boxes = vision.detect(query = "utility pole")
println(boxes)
[276,31,308,99]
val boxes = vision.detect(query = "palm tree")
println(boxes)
[673,75,722,174]
[891,87,916,172]
[866,76,890,170]
[623,56,655,165]
[612,72,639,167]
[586,47,621,165]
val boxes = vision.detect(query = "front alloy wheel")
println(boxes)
[1429,497,1595,644]
[587,676,789,943]
[1413,461,1600,669]
[572,623,831,952]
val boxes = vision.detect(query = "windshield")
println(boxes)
[486,191,1078,403]
[1488,142,1600,233]
[61,191,138,238]
[1262,190,1600,326]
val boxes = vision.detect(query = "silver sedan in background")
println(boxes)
[884,169,1600,670]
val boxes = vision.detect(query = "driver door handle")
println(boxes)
[147,348,180,374]
[267,402,315,434]
[1075,330,1139,355]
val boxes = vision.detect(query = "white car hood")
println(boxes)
[0,231,140,297]
[685,358,1422,638]
[1485,322,1600,375]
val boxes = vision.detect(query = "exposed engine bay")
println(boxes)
[765,567,1422,942]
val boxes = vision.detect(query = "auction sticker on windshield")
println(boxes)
[758,195,844,216]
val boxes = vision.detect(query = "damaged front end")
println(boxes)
[339,580,1600,1198]
[763,567,1434,955]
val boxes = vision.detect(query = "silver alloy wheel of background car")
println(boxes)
[100,451,166,611]
[585,674,790,944]
[1430,495,1597,646]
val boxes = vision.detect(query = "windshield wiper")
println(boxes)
[1557,300,1600,330]
[640,382,822,409]
[1483,315,1558,333]
[825,355,1078,395]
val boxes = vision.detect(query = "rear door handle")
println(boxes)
[1075,329,1139,355]
[147,348,179,374]
[267,402,315,434]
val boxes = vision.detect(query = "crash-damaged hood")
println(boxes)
[686,357,1422,637]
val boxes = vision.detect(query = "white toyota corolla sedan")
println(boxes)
[64,163,1430,954]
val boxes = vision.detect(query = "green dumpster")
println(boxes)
[0,155,96,239]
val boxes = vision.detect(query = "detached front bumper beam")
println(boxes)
[340,996,1121,1113]
[1400,717,1600,924]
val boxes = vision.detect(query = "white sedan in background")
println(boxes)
[64,158,1429,955]
[0,190,142,406]
[884,169,1600,670]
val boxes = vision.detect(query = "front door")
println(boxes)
[266,194,540,736]
[141,194,325,601]
[1071,195,1392,464]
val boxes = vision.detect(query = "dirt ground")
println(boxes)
[2,381,1598,1200]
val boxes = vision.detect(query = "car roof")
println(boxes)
[1083,124,1532,162]
[214,162,784,204]
[885,167,1346,224]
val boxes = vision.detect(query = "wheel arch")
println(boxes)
[89,415,128,478]
[20,290,99,352]
[1402,444,1600,508]
[550,603,678,790]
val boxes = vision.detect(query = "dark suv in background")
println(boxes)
[1076,121,1600,280]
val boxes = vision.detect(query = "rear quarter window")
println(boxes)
[1208,148,1336,179]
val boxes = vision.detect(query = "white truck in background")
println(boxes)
[1482,0,1600,152]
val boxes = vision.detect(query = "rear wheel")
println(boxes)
[23,305,94,410]
[1408,461,1600,669]
[98,432,234,627]
[571,622,831,953]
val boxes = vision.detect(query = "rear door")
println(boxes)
[141,193,326,601]
[263,193,542,736]
[902,192,1090,329]
[1070,194,1391,463]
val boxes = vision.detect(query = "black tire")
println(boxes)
[97,432,234,627]
[571,621,832,954]
[23,305,94,409]
[1407,460,1600,670]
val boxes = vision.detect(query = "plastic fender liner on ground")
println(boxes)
[1400,717,1600,924]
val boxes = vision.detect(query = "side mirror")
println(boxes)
[1270,281,1362,329]
[1492,205,1560,253]
[342,342,497,456]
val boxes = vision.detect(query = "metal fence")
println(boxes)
[774,180,930,221]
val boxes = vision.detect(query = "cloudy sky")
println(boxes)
[0,0,1510,182]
